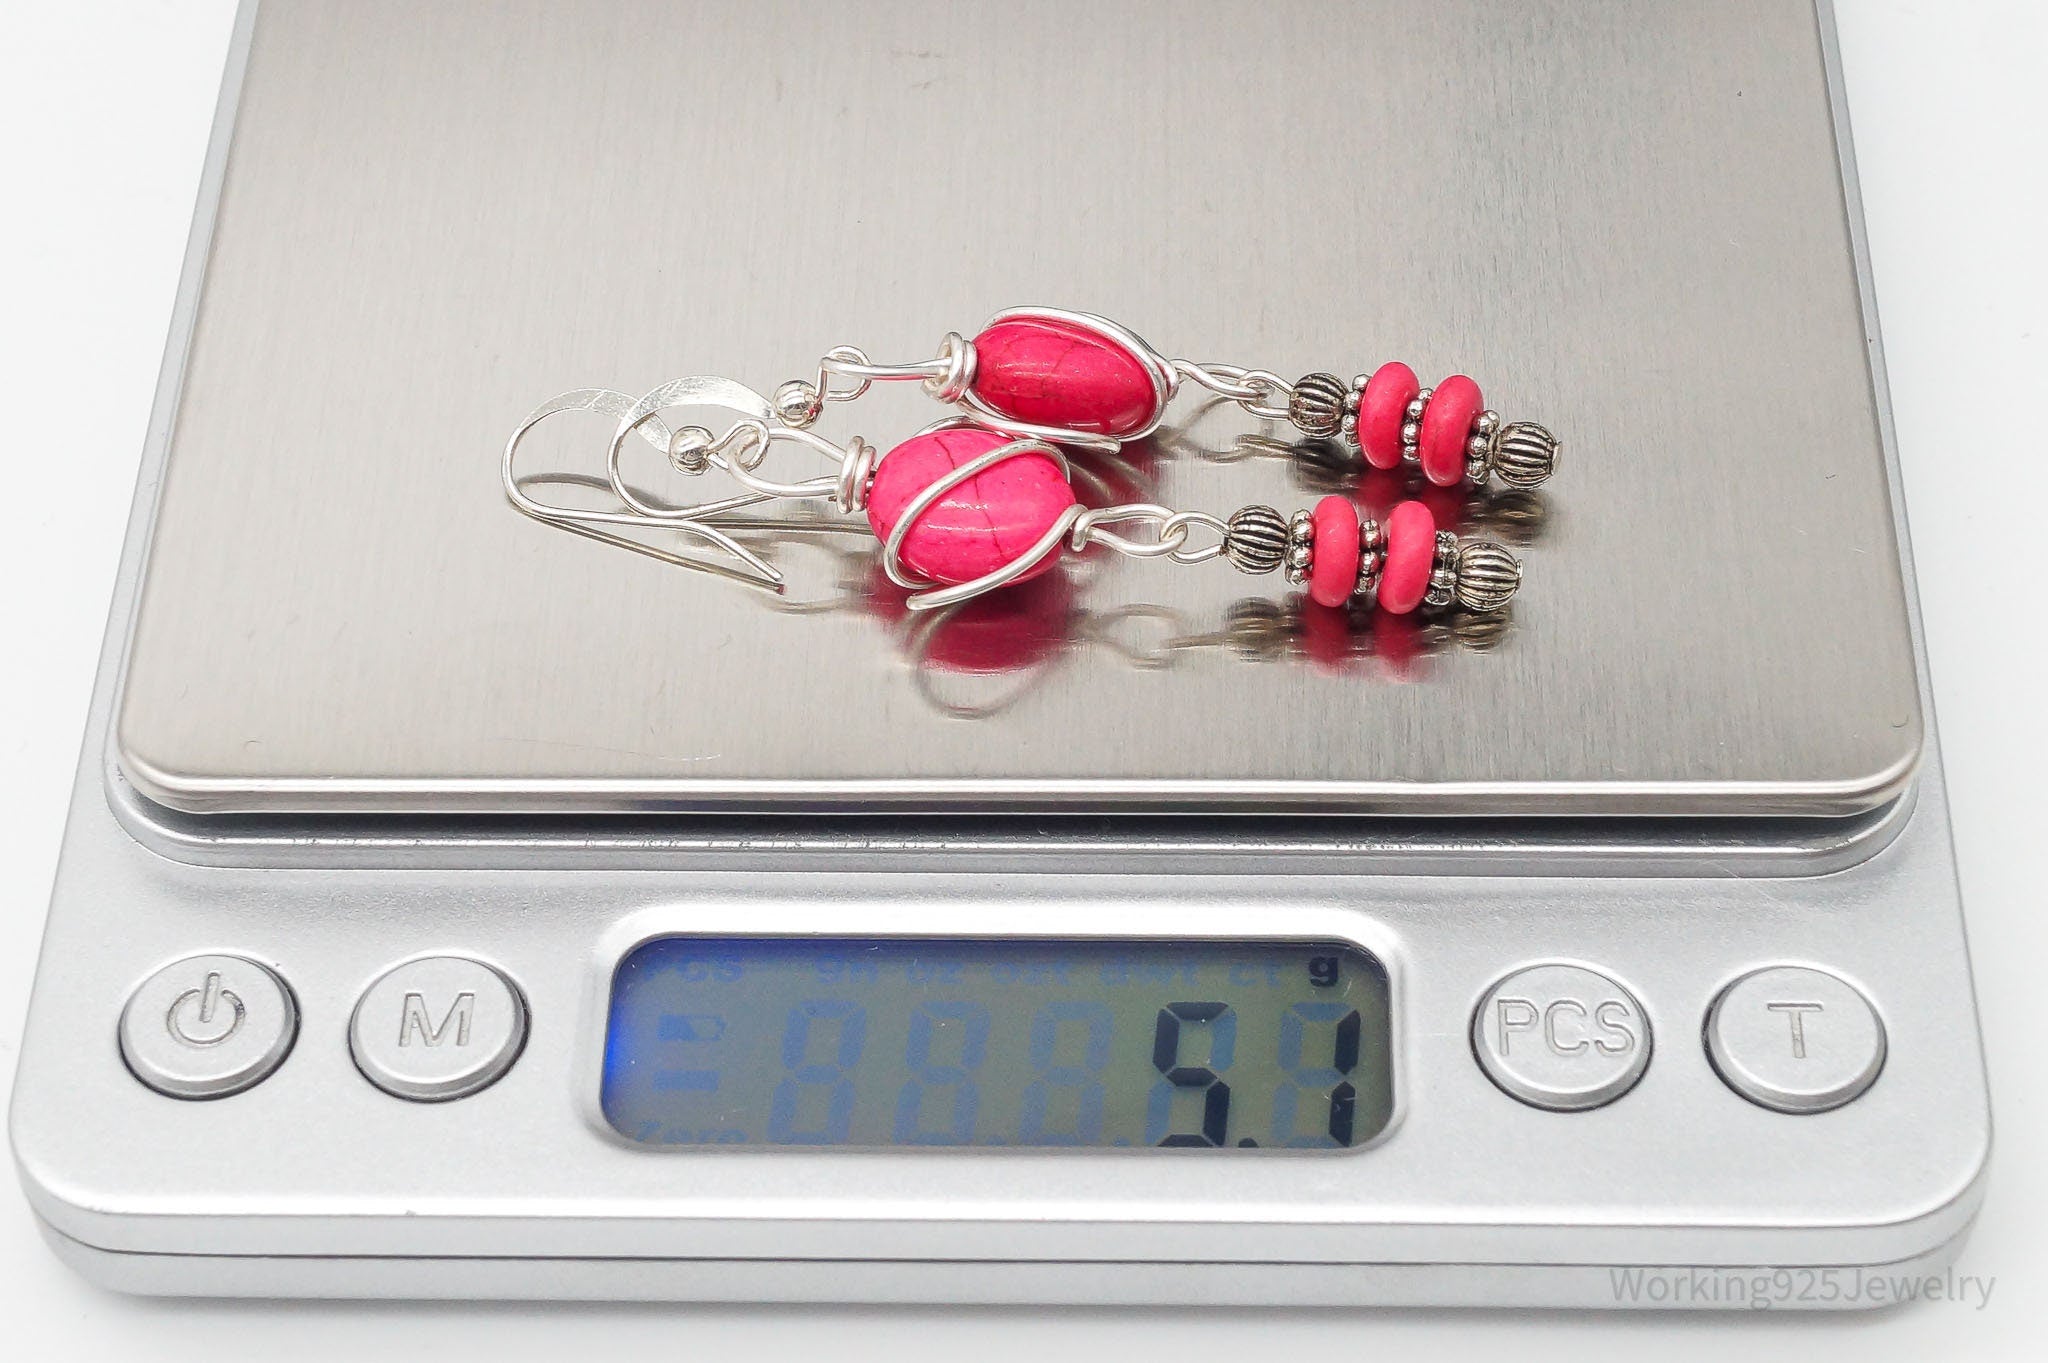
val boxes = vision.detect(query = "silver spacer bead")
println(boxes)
[1451,539,1522,612]
[1287,372,1350,438]
[1489,420,1561,489]
[1284,509,1315,585]
[1465,442,1493,486]
[1399,388,1432,465]
[1221,504,1289,575]
[1354,517,1385,597]
[1474,409,1501,437]
[1423,530,1461,608]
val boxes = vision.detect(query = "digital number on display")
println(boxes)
[601,938,1393,1150]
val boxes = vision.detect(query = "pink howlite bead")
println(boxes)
[1420,374,1483,487]
[1359,362,1420,470]
[1379,500,1437,615]
[866,425,1077,588]
[1308,496,1362,609]
[969,314,1162,438]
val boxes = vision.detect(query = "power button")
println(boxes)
[120,954,298,1099]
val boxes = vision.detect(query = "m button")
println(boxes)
[1472,963,1652,1111]
[351,956,527,1101]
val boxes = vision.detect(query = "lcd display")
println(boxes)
[602,937,1393,1149]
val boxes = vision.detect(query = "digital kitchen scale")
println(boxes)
[9,0,1989,1306]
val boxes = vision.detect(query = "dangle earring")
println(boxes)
[504,375,1525,615]
[787,306,1562,490]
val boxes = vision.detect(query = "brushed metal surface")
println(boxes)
[115,0,1921,815]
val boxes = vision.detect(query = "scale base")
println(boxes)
[38,1221,1980,1311]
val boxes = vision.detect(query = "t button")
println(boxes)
[121,954,298,1099]
[351,956,528,1101]
[1707,966,1885,1113]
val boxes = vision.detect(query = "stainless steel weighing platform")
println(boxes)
[10,0,1988,1307]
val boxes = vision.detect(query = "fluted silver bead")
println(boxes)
[1287,372,1349,438]
[1222,504,1289,575]
[1489,420,1560,488]
[1452,540,1522,612]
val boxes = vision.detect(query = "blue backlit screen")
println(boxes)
[601,937,1392,1150]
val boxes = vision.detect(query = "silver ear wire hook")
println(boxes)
[504,377,886,593]
[502,385,785,589]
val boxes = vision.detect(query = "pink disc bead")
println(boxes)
[1419,373,1483,486]
[866,425,1077,588]
[969,314,1163,439]
[1358,362,1420,470]
[1307,495,1362,609]
[1378,500,1437,615]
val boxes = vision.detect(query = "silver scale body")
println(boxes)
[7,0,1990,1307]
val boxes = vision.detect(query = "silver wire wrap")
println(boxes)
[505,381,1236,611]
[949,307,1180,454]
[791,309,1301,452]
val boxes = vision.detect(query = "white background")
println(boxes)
[2,2,2042,1358]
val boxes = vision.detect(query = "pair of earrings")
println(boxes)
[504,307,1559,617]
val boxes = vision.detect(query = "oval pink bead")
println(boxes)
[1378,500,1437,615]
[1307,496,1362,609]
[969,314,1162,438]
[1420,373,1483,487]
[1359,361,1420,470]
[866,425,1077,588]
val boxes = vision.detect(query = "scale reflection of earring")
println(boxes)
[777,307,1561,490]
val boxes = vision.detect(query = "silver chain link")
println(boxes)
[1068,505,1230,566]
[1169,360,1296,421]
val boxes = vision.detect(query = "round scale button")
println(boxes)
[1472,963,1652,1111]
[120,953,298,1099]
[1706,965,1885,1114]
[350,955,527,1101]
